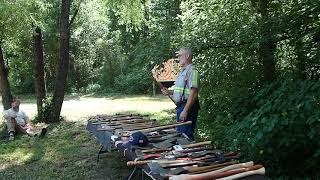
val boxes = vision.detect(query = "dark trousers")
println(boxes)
[176,101,199,140]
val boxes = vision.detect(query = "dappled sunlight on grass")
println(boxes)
[0,147,34,166]
[0,95,176,179]
[0,121,108,179]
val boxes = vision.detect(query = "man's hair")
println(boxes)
[180,47,193,60]
[12,98,21,104]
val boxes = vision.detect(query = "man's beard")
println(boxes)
[13,107,19,112]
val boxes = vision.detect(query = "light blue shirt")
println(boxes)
[172,64,200,103]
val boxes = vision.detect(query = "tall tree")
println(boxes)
[49,0,71,122]
[253,0,277,83]
[0,43,13,109]
[33,26,46,114]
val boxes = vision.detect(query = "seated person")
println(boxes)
[3,98,46,141]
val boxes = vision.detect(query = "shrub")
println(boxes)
[226,79,320,177]
[114,67,152,94]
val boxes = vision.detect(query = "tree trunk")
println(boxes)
[107,57,115,85]
[49,0,71,122]
[254,0,277,83]
[0,43,13,110]
[33,27,46,115]
[294,38,307,79]
[258,39,277,83]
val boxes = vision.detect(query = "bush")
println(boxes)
[78,83,101,93]
[33,96,54,123]
[226,79,320,177]
[114,67,152,94]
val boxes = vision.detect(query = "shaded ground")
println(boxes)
[0,95,175,179]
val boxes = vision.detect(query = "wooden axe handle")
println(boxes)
[127,159,188,166]
[141,148,172,153]
[187,161,237,173]
[216,167,265,180]
[181,141,211,148]
[141,141,211,154]
[127,160,152,166]
[131,121,192,133]
[152,76,176,104]
[96,128,115,131]
[169,164,262,180]
[203,161,253,174]
[178,147,212,153]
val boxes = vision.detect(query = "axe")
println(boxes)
[141,141,212,154]
[169,163,263,180]
[149,161,238,177]
[130,121,192,133]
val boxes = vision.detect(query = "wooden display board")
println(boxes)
[152,59,180,82]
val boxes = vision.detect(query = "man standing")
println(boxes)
[162,48,200,140]
[3,99,46,141]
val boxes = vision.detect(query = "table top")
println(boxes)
[87,114,267,180]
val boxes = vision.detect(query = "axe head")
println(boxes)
[152,138,177,148]
[148,162,169,177]
[148,162,187,177]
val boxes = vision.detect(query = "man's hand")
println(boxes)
[179,109,188,121]
[161,87,169,96]
[25,123,33,130]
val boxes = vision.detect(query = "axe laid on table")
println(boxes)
[113,121,193,137]
[169,162,265,180]
[148,161,239,177]
[129,121,192,133]
[141,141,212,154]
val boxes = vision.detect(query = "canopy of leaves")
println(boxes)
[1,0,319,177]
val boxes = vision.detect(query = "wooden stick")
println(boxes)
[169,165,263,180]
[101,117,146,122]
[127,159,188,166]
[181,141,211,149]
[216,167,265,180]
[187,161,237,173]
[141,141,212,154]
[168,162,258,180]
[175,147,212,153]
[96,128,115,131]
[130,121,192,133]
[141,148,172,153]
[152,76,176,104]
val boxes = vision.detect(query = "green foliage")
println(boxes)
[226,79,320,177]
[33,96,54,123]
[113,67,152,94]
[1,0,320,177]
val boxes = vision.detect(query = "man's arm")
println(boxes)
[25,116,31,125]
[161,87,173,96]
[179,87,198,121]
[21,111,31,127]
[3,109,17,119]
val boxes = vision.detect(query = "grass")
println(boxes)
[0,95,175,179]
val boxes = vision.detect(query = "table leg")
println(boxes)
[128,166,137,180]
[97,145,105,163]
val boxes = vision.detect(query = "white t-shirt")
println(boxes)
[3,108,28,126]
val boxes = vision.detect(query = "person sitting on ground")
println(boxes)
[3,98,46,141]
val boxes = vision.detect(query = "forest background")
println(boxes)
[0,0,319,178]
